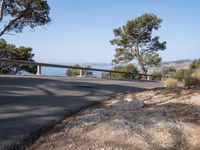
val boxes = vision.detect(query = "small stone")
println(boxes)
[124,95,135,102]
[68,144,72,148]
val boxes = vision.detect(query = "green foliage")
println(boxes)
[184,63,200,88]
[102,64,138,79]
[66,64,80,77]
[161,67,176,78]
[0,0,51,36]
[101,72,109,79]
[110,13,166,73]
[0,39,36,74]
[160,67,193,80]
[66,65,94,77]
[174,69,185,79]
[11,46,34,61]
[184,77,200,89]
[172,69,189,80]
[84,66,93,76]
[144,53,162,67]
[150,68,186,81]
[190,59,200,70]
[162,67,176,75]
[150,71,162,80]
[156,68,191,80]
[164,78,178,88]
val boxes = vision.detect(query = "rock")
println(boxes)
[124,95,135,102]
[124,95,144,108]
[123,95,144,109]
[128,99,144,108]
[191,95,200,105]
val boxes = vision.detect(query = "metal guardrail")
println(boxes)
[0,59,162,80]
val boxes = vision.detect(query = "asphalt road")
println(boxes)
[0,76,163,150]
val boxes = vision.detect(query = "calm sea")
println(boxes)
[41,65,113,77]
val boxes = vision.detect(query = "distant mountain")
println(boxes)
[55,62,112,67]
[147,59,193,74]
[160,59,192,66]
[52,59,193,74]
[80,63,112,67]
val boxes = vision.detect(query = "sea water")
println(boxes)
[41,64,113,77]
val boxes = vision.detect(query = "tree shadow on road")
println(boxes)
[0,76,158,150]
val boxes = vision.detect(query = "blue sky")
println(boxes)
[2,0,200,63]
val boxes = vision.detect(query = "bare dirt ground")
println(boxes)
[28,88,200,150]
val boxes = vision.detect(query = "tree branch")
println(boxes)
[0,0,5,21]
[132,24,149,45]
[0,0,34,37]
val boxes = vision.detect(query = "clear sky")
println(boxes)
[2,0,200,63]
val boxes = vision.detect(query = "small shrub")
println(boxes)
[184,77,200,88]
[162,67,176,78]
[184,69,193,78]
[190,58,200,70]
[192,69,200,79]
[112,64,138,79]
[151,71,162,80]
[164,78,178,88]
[174,69,186,80]
[135,74,142,80]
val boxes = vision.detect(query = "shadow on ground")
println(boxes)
[44,88,200,150]
[0,76,161,150]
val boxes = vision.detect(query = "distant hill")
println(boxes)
[147,59,193,74]
[56,60,193,74]
[57,62,112,67]
[160,59,192,66]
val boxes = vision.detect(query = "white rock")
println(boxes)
[124,95,135,102]
[191,95,200,105]
[128,99,144,108]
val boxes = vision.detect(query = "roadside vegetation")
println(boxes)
[0,1,200,149]
[0,39,36,74]
[66,65,93,77]
[111,13,166,74]
[0,0,51,75]
[164,78,178,88]
[150,58,200,89]
[0,0,51,37]
[101,64,138,79]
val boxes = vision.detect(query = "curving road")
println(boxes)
[0,76,163,150]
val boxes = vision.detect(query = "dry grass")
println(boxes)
[164,78,178,88]
[192,69,200,79]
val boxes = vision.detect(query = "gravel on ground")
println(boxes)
[28,88,200,150]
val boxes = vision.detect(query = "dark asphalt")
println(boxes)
[0,76,163,150]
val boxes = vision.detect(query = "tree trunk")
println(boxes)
[138,61,147,74]
[135,44,147,74]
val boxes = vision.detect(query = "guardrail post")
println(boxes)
[109,72,112,78]
[36,65,41,76]
[0,67,2,75]
[141,75,144,80]
[147,75,150,81]
[80,69,83,77]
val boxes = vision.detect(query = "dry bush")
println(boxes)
[164,78,178,88]
[192,69,200,79]
[184,77,200,88]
